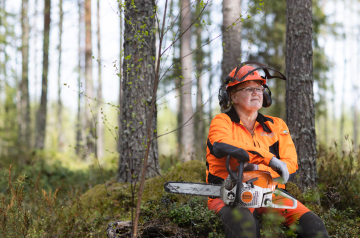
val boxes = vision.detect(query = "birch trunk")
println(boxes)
[85,0,94,156]
[57,0,64,152]
[285,0,317,189]
[221,0,241,80]
[180,0,194,162]
[117,0,159,182]
[35,0,51,150]
[96,0,104,158]
[76,0,83,155]
[20,0,31,152]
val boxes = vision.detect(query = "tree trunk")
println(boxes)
[76,0,83,155]
[194,0,204,159]
[57,0,64,152]
[354,89,358,150]
[20,0,31,153]
[118,0,123,153]
[285,0,317,189]
[35,0,51,150]
[117,0,159,182]
[180,0,194,162]
[355,27,360,150]
[339,47,346,148]
[84,0,94,157]
[96,0,104,158]
[32,0,38,149]
[221,0,241,80]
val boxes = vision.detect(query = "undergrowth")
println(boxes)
[1,142,360,237]
[141,195,224,237]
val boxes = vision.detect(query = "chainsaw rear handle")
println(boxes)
[265,189,297,209]
[225,155,245,206]
[226,155,238,182]
[234,160,245,205]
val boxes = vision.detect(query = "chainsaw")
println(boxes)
[164,153,297,209]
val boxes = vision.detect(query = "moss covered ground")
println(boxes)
[79,160,206,222]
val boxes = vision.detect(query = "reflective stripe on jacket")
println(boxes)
[206,107,298,197]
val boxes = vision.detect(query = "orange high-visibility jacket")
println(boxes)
[206,107,298,199]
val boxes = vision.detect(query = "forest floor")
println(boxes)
[1,145,360,237]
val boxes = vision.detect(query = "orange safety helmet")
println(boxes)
[227,65,266,88]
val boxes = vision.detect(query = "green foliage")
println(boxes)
[1,165,102,237]
[320,208,359,237]
[0,150,119,237]
[0,151,116,199]
[0,170,32,237]
[141,195,225,237]
[317,142,360,215]
[259,212,297,238]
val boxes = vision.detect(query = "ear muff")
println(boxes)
[262,84,272,108]
[218,85,230,109]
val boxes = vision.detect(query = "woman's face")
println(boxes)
[230,80,263,111]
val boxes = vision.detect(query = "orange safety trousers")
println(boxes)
[208,197,310,227]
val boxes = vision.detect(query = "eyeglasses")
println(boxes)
[234,87,265,94]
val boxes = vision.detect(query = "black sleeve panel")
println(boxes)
[288,171,297,182]
[207,138,215,155]
[207,171,224,184]
[269,141,280,159]
[212,142,250,162]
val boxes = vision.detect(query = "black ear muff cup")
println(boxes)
[262,84,272,108]
[219,90,230,110]
[262,91,272,108]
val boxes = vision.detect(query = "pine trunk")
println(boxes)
[353,91,358,149]
[117,0,159,182]
[285,0,317,189]
[35,0,51,150]
[57,0,64,152]
[208,50,213,120]
[175,77,183,158]
[221,0,241,80]
[194,0,204,159]
[96,0,104,158]
[180,0,194,162]
[84,0,94,156]
[118,0,123,153]
[20,0,31,153]
[32,0,38,149]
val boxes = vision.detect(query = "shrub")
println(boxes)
[317,142,360,215]
[141,194,225,237]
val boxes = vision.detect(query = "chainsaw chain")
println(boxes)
[164,181,221,197]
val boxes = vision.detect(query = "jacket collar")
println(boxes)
[225,106,273,133]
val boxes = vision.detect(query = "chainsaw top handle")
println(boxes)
[225,147,250,182]
[225,149,249,206]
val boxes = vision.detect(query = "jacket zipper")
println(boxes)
[239,123,261,147]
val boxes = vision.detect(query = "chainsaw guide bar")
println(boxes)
[164,181,222,197]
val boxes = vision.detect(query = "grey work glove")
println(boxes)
[244,162,259,171]
[269,157,289,183]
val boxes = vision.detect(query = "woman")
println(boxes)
[206,65,328,238]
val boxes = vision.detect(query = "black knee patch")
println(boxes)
[219,206,257,238]
[297,211,329,238]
